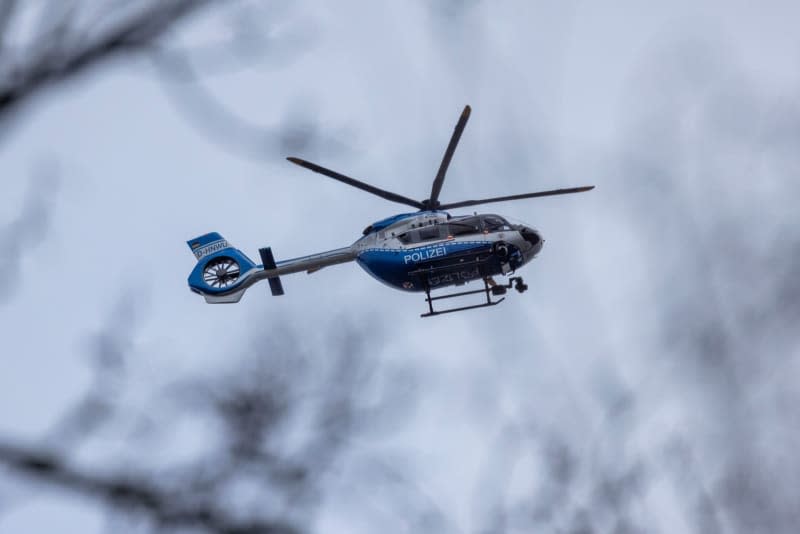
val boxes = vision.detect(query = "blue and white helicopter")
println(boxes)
[186,106,593,317]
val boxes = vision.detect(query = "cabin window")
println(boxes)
[398,225,447,244]
[419,225,444,241]
[397,231,415,244]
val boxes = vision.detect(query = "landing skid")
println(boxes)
[420,277,527,318]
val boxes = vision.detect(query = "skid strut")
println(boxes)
[420,276,527,318]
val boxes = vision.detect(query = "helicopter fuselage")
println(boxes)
[353,211,543,292]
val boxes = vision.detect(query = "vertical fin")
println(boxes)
[259,247,285,296]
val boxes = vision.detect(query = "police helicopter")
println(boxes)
[186,105,593,317]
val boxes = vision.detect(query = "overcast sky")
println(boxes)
[1,1,799,532]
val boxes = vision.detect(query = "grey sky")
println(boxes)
[1,1,799,532]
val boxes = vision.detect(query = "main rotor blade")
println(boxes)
[428,105,471,208]
[437,185,595,210]
[286,157,423,209]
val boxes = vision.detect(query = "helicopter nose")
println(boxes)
[520,226,543,255]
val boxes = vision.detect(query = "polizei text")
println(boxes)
[403,246,446,264]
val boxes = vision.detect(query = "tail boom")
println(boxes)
[186,232,355,303]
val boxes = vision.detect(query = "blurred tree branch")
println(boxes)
[0,297,421,533]
[0,160,58,302]
[0,0,217,125]
[151,44,350,162]
[0,441,299,534]
[0,4,364,530]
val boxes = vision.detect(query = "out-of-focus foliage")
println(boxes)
[1,2,799,534]
[0,0,213,124]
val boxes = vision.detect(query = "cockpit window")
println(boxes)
[481,215,512,232]
[446,220,481,237]
[444,216,481,237]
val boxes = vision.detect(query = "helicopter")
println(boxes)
[186,105,593,317]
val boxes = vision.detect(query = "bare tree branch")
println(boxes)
[151,45,349,162]
[0,441,299,534]
[0,312,405,533]
[0,0,19,50]
[0,0,217,123]
[0,160,58,302]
